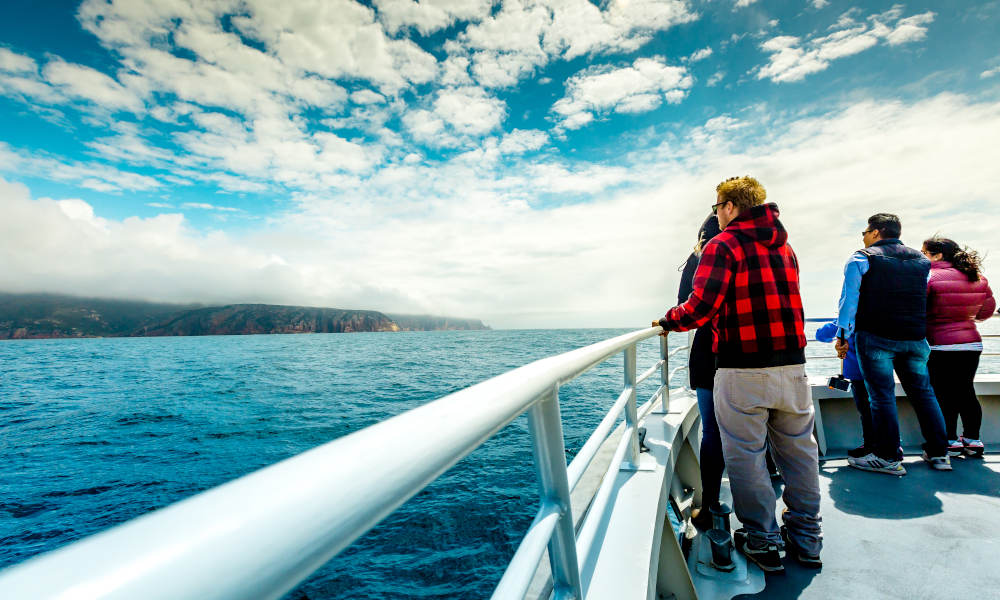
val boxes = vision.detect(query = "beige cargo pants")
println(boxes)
[714,364,823,555]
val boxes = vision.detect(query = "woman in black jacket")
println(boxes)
[680,215,726,530]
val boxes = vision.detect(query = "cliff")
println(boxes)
[0,293,489,339]
[387,313,491,332]
[138,304,400,336]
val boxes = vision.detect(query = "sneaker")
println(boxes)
[847,444,871,458]
[921,451,952,471]
[947,439,965,458]
[734,528,784,574]
[847,453,907,476]
[962,438,985,458]
[780,526,822,569]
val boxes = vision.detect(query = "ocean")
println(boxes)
[2,322,998,598]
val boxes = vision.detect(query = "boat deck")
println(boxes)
[732,454,1000,599]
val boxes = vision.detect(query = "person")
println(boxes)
[922,237,996,457]
[835,214,950,475]
[815,320,873,457]
[655,176,822,572]
[677,215,726,531]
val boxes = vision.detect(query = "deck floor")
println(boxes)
[731,454,1000,599]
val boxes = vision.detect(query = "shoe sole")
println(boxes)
[847,462,907,476]
[921,459,953,471]
[964,448,985,457]
[736,541,785,573]
[742,552,785,574]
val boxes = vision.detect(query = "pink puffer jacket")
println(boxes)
[926,261,996,346]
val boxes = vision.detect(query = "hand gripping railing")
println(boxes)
[0,327,687,600]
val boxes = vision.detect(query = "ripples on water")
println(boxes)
[1,323,998,598]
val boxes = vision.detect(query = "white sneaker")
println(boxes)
[921,451,952,471]
[848,453,907,476]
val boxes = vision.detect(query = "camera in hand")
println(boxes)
[827,374,851,392]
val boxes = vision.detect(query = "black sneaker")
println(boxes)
[846,444,870,458]
[780,526,822,569]
[734,528,784,573]
[691,507,714,531]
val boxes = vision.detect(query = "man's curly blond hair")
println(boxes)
[716,176,766,211]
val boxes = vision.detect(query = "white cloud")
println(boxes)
[498,129,549,154]
[374,0,492,35]
[687,47,713,62]
[181,202,242,212]
[885,11,935,46]
[5,94,1000,327]
[735,0,759,8]
[350,89,386,105]
[553,58,692,129]
[812,0,830,9]
[982,66,1000,79]
[0,142,160,192]
[403,86,506,146]
[0,48,36,73]
[706,70,725,86]
[42,60,144,112]
[450,0,696,89]
[758,8,936,82]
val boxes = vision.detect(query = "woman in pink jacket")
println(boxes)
[922,237,996,456]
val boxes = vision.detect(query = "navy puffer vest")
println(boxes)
[856,239,930,341]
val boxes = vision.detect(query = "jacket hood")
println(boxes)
[726,202,787,248]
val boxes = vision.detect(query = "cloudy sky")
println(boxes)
[1,0,999,328]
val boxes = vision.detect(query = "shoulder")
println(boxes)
[703,235,736,257]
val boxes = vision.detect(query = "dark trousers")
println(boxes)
[855,331,948,460]
[850,378,874,449]
[696,387,725,507]
[928,350,983,440]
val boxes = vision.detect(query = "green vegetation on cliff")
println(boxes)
[0,293,489,339]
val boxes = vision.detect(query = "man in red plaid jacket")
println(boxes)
[656,176,822,573]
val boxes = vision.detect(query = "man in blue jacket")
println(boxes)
[834,213,949,475]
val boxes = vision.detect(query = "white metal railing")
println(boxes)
[0,327,689,600]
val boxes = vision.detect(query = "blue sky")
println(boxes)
[2,0,999,327]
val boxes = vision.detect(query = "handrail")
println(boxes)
[0,326,689,600]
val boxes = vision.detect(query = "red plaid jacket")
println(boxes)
[659,203,806,360]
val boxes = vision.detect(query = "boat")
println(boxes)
[0,322,997,599]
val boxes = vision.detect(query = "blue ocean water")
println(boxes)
[2,324,997,598]
[0,329,681,598]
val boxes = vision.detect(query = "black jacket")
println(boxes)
[678,253,717,390]
[857,239,930,341]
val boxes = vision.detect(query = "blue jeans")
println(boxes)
[855,331,947,460]
[696,387,725,507]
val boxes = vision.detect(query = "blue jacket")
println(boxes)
[816,321,863,381]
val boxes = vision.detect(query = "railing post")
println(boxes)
[660,333,670,413]
[623,345,641,468]
[527,386,583,600]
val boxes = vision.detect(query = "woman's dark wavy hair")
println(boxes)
[923,236,983,282]
[677,214,722,271]
[694,213,722,255]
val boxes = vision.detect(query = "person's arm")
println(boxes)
[658,240,733,332]
[975,278,996,321]
[836,252,869,339]
[815,321,840,343]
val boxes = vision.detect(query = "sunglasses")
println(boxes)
[711,200,729,214]
[862,229,874,236]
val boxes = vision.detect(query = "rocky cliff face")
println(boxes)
[0,294,488,339]
[138,304,401,336]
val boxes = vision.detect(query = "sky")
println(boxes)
[1,0,999,328]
